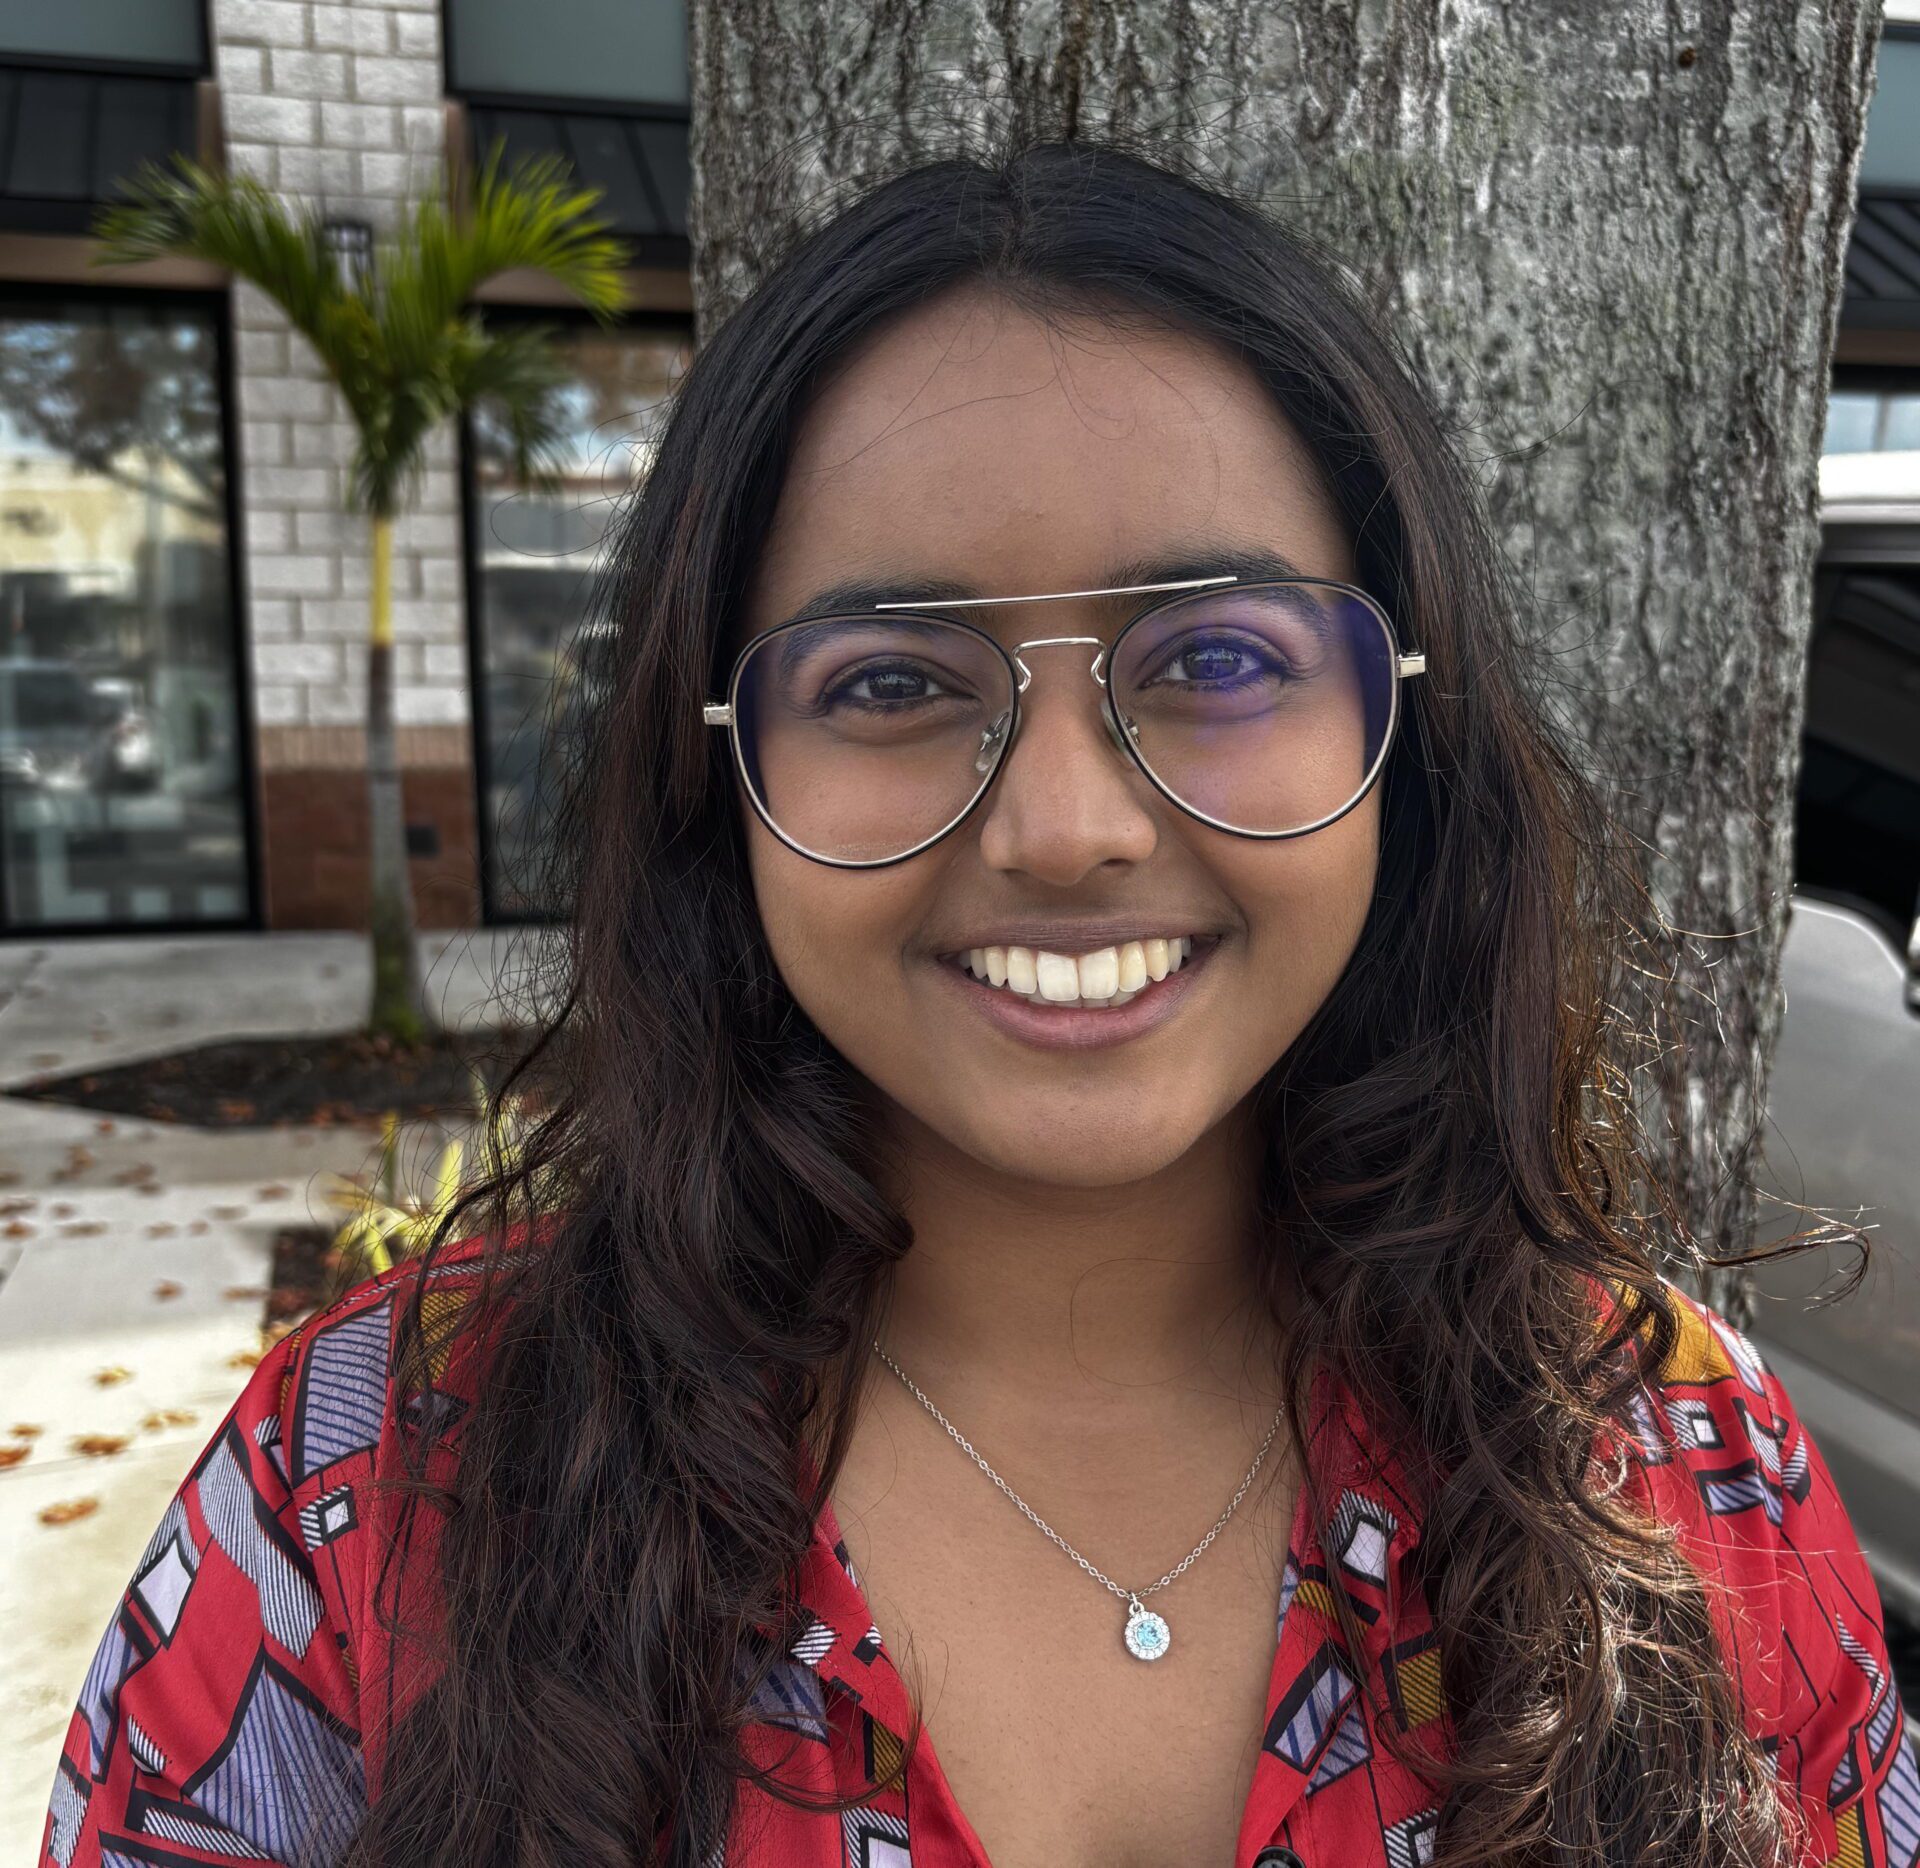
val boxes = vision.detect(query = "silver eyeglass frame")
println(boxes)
[701,573,1428,870]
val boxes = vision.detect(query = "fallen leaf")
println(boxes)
[188,1220,208,1236]
[139,1408,198,1431]
[209,1205,249,1221]
[256,1184,292,1200]
[146,1223,176,1238]
[227,1347,265,1369]
[94,1118,116,1136]
[12,1422,44,1438]
[4,1220,33,1239]
[93,1366,134,1387]
[152,1280,183,1300]
[62,1221,107,1237]
[49,1201,75,1219]
[0,1444,29,1469]
[71,1434,130,1458]
[111,1164,157,1186]
[223,1285,268,1301]
[39,1497,99,1526]
[0,1197,34,1217]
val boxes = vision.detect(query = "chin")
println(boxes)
[943,1106,1209,1190]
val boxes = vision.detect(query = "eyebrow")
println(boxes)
[773,614,958,686]
[773,544,1315,628]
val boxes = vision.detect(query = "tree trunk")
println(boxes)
[688,0,1881,1317]
[365,512,427,1042]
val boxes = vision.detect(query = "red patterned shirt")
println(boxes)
[40,1241,1920,1868]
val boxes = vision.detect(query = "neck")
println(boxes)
[845,1098,1290,1456]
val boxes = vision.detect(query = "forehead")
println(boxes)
[745,285,1353,627]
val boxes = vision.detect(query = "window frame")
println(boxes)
[0,276,261,938]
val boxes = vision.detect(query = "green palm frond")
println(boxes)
[94,159,371,363]
[92,151,631,519]
[434,145,629,319]
[446,319,574,487]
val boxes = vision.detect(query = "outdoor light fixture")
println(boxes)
[321,217,376,295]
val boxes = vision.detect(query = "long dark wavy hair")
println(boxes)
[345,138,1796,1867]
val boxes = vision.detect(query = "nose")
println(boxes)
[973,658,1159,885]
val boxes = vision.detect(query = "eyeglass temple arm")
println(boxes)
[703,654,1426,725]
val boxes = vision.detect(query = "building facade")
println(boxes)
[0,0,691,934]
[1,2,1916,939]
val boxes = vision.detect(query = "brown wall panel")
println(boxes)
[260,765,479,931]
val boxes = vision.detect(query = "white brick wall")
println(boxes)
[212,0,469,746]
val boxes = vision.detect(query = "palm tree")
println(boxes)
[92,151,629,1039]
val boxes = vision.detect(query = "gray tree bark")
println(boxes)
[687,0,1882,1316]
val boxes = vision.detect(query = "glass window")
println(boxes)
[0,0,205,72]
[0,295,250,928]
[1820,388,1920,457]
[445,0,686,107]
[1880,394,1920,451]
[468,319,691,916]
[1825,391,1882,454]
[1860,35,1920,190]
[1795,568,1920,936]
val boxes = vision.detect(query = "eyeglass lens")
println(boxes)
[731,583,1398,864]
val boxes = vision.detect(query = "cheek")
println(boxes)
[743,818,925,1041]
[1227,798,1381,1029]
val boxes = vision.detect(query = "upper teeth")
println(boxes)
[959,938,1194,1008]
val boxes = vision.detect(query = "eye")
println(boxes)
[826,658,963,707]
[1146,632,1289,687]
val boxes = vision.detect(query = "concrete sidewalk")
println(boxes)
[0,929,530,1862]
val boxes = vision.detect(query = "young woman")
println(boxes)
[43,140,1915,1868]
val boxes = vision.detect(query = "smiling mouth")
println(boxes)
[941,936,1202,1009]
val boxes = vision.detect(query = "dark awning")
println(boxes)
[466,104,689,266]
[0,66,198,235]
[1843,192,1920,331]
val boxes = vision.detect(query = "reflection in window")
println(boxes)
[0,296,248,927]
[469,320,691,916]
[1822,388,1920,455]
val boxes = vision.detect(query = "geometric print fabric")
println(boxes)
[42,1240,1920,1867]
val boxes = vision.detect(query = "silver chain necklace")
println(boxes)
[869,1339,1287,1663]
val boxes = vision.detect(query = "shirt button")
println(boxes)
[1253,1852,1304,1868]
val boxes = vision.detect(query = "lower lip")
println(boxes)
[933,942,1217,1051]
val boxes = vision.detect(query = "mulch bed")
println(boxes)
[9,1027,551,1129]
[268,1222,354,1324]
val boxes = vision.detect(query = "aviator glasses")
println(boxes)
[702,573,1427,868]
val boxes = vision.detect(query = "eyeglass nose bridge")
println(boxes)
[1009,634,1109,693]
[997,634,1135,767]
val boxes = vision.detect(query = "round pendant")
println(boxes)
[1124,1601,1171,1662]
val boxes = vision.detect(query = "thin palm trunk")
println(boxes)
[366,513,425,1039]
[90,155,626,1041]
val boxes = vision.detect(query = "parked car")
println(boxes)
[0,660,159,794]
[1747,553,1920,1625]
[1750,893,1920,1622]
